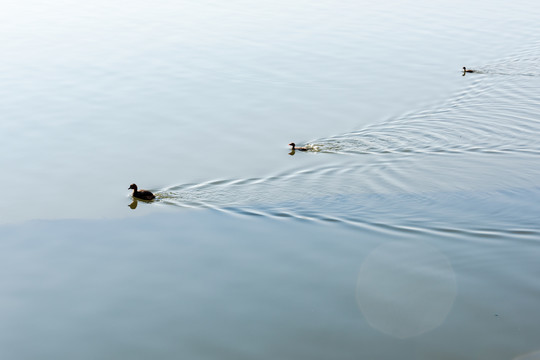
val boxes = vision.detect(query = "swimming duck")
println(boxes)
[289,142,308,151]
[462,67,476,73]
[128,183,155,200]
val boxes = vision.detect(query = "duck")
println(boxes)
[128,183,155,200]
[462,66,476,73]
[289,142,308,151]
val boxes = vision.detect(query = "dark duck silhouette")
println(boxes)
[289,142,308,151]
[462,66,476,73]
[129,183,155,200]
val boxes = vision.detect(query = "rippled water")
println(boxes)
[1,0,540,358]
[152,43,540,236]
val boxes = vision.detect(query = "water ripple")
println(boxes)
[298,44,540,157]
[145,44,540,239]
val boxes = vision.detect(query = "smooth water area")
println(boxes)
[1,0,540,358]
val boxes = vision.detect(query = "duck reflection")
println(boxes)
[356,240,456,339]
[129,197,157,210]
[129,199,138,209]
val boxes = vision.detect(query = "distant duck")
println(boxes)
[289,142,308,151]
[462,67,476,73]
[129,183,155,200]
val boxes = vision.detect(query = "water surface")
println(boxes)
[1,0,540,359]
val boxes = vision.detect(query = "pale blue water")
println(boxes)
[1,0,540,358]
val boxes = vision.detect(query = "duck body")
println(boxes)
[289,142,308,151]
[129,183,155,200]
[462,66,475,73]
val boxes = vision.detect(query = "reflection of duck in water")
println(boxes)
[289,142,308,152]
[129,183,155,200]
[128,199,138,209]
[462,66,476,73]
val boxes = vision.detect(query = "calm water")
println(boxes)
[1,0,540,358]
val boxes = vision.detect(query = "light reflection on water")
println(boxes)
[514,351,540,360]
[356,241,457,339]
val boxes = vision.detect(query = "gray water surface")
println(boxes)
[1,0,540,358]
